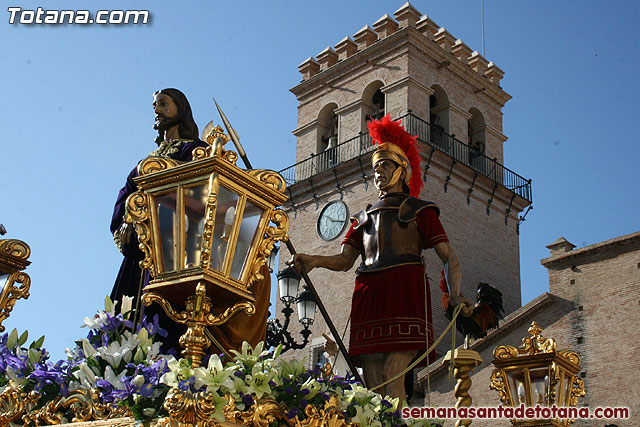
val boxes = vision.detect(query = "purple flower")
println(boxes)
[286,407,299,419]
[242,393,255,406]
[139,315,168,338]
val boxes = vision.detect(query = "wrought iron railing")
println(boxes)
[278,112,532,202]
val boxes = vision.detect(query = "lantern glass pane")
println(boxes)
[0,273,9,288]
[506,370,527,406]
[156,191,178,272]
[230,200,265,281]
[530,368,549,406]
[210,185,239,271]
[183,182,208,269]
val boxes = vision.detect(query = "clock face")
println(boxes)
[317,200,349,241]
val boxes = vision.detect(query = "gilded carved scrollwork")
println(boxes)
[163,388,219,425]
[0,271,31,332]
[225,396,286,427]
[568,376,585,407]
[493,322,557,359]
[137,157,181,176]
[248,209,289,287]
[141,292,189,324]
[205,301,256,326]
[489,369,511,407]
[248,170,287,193]
[286,396,355,427]
[223,150,238,165]
[200,175,219,269]
[493,345,519,360]
[0,384,35,425]
[0,239,31,261]
[124,192,155,276]
[0,385,130,427]
[558,350,581,366]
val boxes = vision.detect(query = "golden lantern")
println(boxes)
[490,322,585,427]
[126,126,289,366]
[0,239,31,332]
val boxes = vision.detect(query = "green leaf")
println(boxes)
[30,335,46,350]
[18,330,28,346]
[28,348,41,364]
[7,329,18,349]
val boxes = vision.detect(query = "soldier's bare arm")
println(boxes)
[434,241,474,316]
[289,244,359,274]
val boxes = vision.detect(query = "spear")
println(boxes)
[212,98,252,170]
[213,100,364,385]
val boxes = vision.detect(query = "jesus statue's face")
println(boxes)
[153,93,179,131]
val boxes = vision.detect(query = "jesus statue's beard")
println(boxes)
[154,116,181,132]
[154,116,182,145]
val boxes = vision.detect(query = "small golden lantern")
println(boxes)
[490,322,585,427]
[0,239,31,332]
[126,126,289,366]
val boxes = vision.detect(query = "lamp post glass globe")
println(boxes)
[295,285,316,327]
[277,266,301,305]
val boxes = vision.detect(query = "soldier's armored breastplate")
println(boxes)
[354,194,431,273]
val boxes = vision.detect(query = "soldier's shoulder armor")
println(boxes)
[398,197,439,223]
[351,204,372,230]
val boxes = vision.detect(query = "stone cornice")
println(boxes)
[334,99,362,116]
[291,26,512,107]
[540,231,640,268]
[478,123,508,142]
[447,101,473,120]
[380,75,434,96]
[292,119,320,137]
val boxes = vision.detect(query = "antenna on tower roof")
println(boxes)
[481,0,486,57]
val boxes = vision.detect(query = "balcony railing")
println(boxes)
[278,112,532,202]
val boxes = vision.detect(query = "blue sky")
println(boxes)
[2,1,638,359]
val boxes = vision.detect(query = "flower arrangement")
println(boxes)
[0,298,440,427]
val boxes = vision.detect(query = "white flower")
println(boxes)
[103,365,124,389]
[82,311,109,330]
[194,354,234,393]
[352,404,382,427]
[120,296,134,318]
[81,339,97,358]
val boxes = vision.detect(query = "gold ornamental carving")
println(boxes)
[142,283,255,367]
[0,239,31,266]
[490,322,585,426]
[494,322,556,359]
[247,170,287,193]
[138,157,181,176]
[0,385,131,427]
[124,192,154,275]
[0,238,32,332]
[489,369,510,407]
[248,209,289,287]
[0,271,31,332]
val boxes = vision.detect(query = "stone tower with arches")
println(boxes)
[276,3,533,369]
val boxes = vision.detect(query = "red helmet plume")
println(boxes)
[368,115,423,197]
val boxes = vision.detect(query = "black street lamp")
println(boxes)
[265,266,316,352]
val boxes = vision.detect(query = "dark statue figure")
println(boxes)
[110,88,207,352]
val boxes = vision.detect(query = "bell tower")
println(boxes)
[276,3,532,364]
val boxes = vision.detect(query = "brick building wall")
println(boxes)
[420,232,640,426]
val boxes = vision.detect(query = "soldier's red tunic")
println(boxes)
[342,203,448,357]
